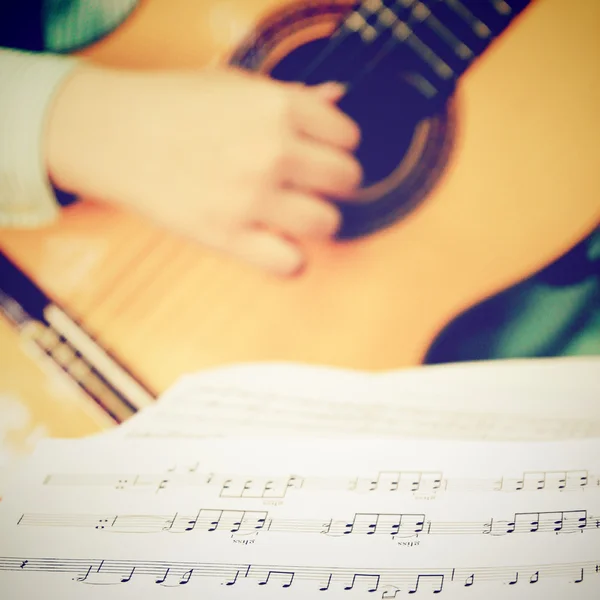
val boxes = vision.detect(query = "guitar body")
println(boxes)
[1,0,599,394]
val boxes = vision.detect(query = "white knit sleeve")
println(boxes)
[0,47,79,228]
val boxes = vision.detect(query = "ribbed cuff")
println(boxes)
[0,47,80,228]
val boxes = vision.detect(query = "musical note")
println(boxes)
[319,573,332,591]
[409,574,444,594]
[42,468,600,496]
[482,518,494,535]
[369,471,399,492]
[17,507,600,541]
[358,514,379,535]
[201,509,222,532]
[392,513,426,538]
[257,516,268,531]
[121,567,135,583]
[367,471,444,494]
[526,472,547,491]
[219,476,301,499]
[344,573,380,592]
[75,560,132,585]
[179,569,193,585]
[505,509,590,536]
[161,513,178,532]
[75,565,92,583]
[565,509,588,533]
[258,570,295,588]
[184,510,201,532]
[3,556,600,592]
[0,357,598,596]
[320,519,333,534]
[229,511,246,533]
[155,568,169,584]
[530,570,539,584]
[502,469,592,493]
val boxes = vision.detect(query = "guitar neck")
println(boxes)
[337,0,532,102]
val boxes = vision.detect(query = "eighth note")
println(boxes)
[259,570,295,588]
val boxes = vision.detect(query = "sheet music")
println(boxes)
[0,437,599,598]
[118,357,600,441]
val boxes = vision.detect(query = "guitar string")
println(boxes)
[342,0,456,98]
[298,0,502,92]
[342,0,453,96]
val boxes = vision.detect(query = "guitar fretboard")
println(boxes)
[335,0,531,100]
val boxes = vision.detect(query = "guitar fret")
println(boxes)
[378,7,398,27]
[362,0,386,13]
[491,0,512,16]
[417,3,474,61]
[393,20,454,80]
[466,1,514,36]
[343,0,387,30]
[443,0,492,39]
[344,12,375,42]
[362,25,379,42]
[344,11,367,32]
[344,0,391,44]
[335,0,529,103]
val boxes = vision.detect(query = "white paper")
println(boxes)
[118,357,600,441]
[0,437,599,598]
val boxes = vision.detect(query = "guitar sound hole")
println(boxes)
[230,5,456,240]
[271,40,414,187]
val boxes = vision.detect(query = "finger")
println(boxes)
[227,228,305,277]
[286,139,363,199]
[290,89,361,151]
[312,81,347,104]
[261,190,341,239]
[284,80,346,103]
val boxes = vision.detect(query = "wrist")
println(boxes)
[44,64,102,195]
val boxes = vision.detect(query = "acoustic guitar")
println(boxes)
[1,0,599,410]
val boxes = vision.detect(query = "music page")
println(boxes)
[0,436,598,598]
[118,357,600,441]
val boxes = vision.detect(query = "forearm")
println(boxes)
[0,0,141,228]
[0,47,80,227]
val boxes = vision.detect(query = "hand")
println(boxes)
[45,65,362,275]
